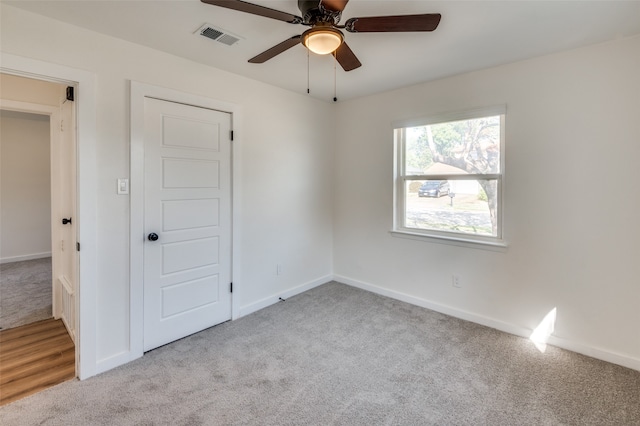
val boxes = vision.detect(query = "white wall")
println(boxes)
[333,35,640,369]
[1,4,334,370]
[0,110,52,261]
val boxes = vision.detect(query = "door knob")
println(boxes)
[148,233,159,241]
[62,218,72,225]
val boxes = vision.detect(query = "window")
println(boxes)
[393,106,505,246]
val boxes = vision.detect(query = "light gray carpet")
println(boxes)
[1,282,639,425]
[0,257,52,330]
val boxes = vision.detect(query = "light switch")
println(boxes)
[117,178,129,195]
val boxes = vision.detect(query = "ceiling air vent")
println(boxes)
[196,24,243,47]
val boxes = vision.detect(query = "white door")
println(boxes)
[143,97,232,351]
[55,91,78,341]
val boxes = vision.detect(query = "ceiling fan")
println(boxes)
[201,0,441,71]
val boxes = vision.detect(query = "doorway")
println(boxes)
[0,109,53,329]
[0,73,77,404]
[1,51,97,380]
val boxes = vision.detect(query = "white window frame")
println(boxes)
[392,106,507,248]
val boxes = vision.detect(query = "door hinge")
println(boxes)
[66,86,75,102]
[230,282,233,293]
[76,242,80,252]
[230,130,234,141]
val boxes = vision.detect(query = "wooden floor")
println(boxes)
[0,318,75,406]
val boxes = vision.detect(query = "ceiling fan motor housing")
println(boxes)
[298,0,342,25]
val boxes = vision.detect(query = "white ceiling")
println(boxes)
[5,0,640,102]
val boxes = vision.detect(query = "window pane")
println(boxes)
[404,179,498,237]
[405,115,501,176]
[405,127,433,175]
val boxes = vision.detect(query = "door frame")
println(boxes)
[1,52,98,379]
[129,81,243,360]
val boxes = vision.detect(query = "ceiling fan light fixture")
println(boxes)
[302,27,343,55]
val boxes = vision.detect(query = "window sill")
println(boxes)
[390,229,508,252]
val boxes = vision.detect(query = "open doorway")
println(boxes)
[0,109,53,328]
[0,73,77,405]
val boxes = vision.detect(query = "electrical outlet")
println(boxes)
[276,264,283,275]
[452,274,461,288]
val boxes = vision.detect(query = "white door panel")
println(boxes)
[162,199,219,231]
[162,275,220,317]
[162,158,219,188]
[143,97,231,351]
[161,237,219,274]
[162,115,221,150]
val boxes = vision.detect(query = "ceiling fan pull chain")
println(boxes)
[307,48,310,94]
[333,52,338,102]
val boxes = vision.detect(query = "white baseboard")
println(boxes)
[334,274,640,372]
[95,350,142,377]
[0,252,52,264]
[238,274,332,318]
[545,335,640,372]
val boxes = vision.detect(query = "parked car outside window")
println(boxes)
[418,180,450,198]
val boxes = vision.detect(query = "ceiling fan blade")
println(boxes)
[334,42,361,72]
[249,36,302,63]
[201,0,302,24]
[320,0,349,13]
[345,14,441,33]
